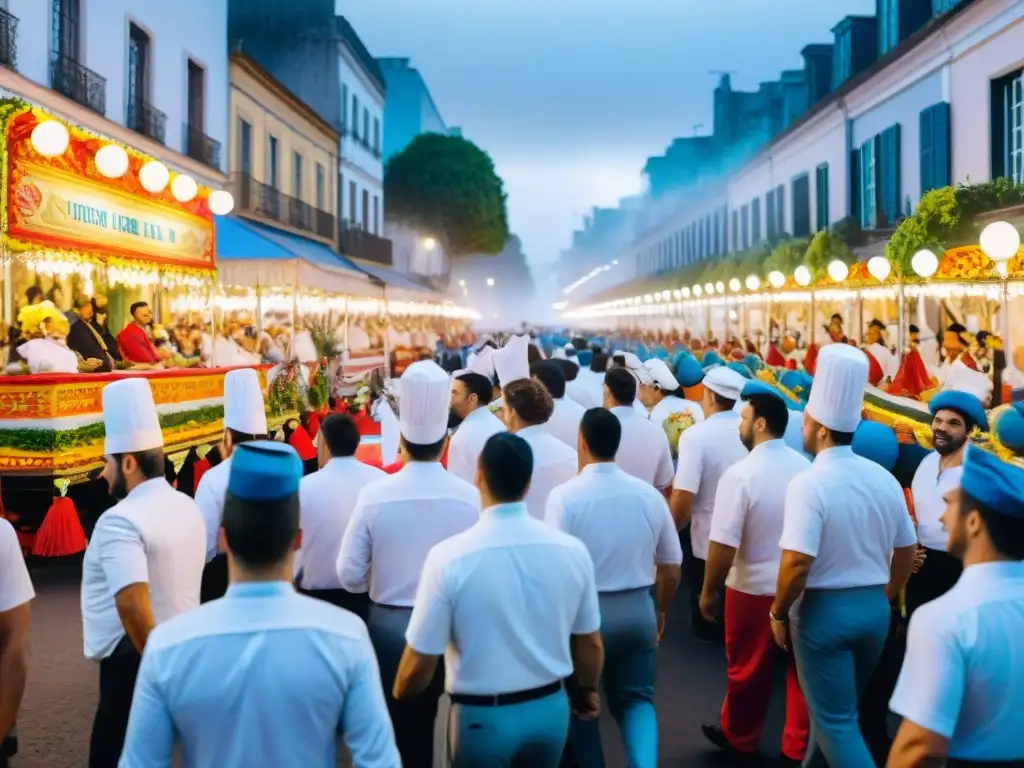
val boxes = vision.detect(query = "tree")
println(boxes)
[384,133,510,256]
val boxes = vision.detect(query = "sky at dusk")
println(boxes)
[343,0,876,274]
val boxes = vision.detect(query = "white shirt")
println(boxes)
[516,425,578,520]
[194,456,231,562]
[405,502,601,695]
[709,440,811,595]
[910,451,963,551]
[611,406,675,489]
[890,562,1024,761]
[81,478,206,660]
[673,410,748,559]
[649,396,705,431]
[337,462,480,606]
[546,463,682,591]
[565,376,598,410]
[296,457,388,590]
[447,407,506,483]
[545,397,586,448]
[779,446,918,590]
[0,519,34,612]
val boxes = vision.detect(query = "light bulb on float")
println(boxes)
[681,286,691,298]
[31,120,70,158]
[208,190,235,216]
[728,278,741,292]
[827,259,848,282]
[94,144,129,178]
[768,270,785,288]
[704,282,714,295]
[911,249,939,278]
[979,220,1020,262]
[794,265,812,286]
[171,174,198,203]
[693,284,703,297]
[867,255,891,282]
[715,281,725,294]
[745,274,760,291]
[139,161,170,193]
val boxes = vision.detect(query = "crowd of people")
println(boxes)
[0,328,1022,767]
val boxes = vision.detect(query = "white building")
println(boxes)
[1,0,228,188]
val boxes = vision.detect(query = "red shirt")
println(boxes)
[117,323,160,364]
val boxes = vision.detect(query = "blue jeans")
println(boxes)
[568,588,658,768]
[449,690,570,767]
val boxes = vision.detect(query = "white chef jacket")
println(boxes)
[779,446,918,589]
[545,463,682,592]
[890,562,1024,761]
[709,439,810,595]
[565,376,598,410]
[610,406,675,489]
[81,478,206,660]
[910,451,963,551]
[447,406,506,484]
[0,519,34,612]
[545,397,586,449]
[194,457,231,562]
[337,462,480,607]
[648,395,705,431]
[516,425,578,520]
[296,457,388,590]
[673,410,748,560]
[405,502,601,695]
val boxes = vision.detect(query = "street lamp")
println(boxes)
[423,237,437,251]
[486,277,495,286]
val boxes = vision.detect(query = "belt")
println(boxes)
[450,680,562,708]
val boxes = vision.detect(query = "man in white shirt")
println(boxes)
[577,351,610,409]
[337,360,480,767]
[610,352,651,417]
[670,365,748,642]
[447,371,505,483]
[698,381,810,766]
[532,360,585,448]
[81,378,206,768]
[556,355,596,410]
[0,520,32,766]
[604,367,674,491]
[547,408,681,767]
[394,432,604,767]
[297,413,386,619]
[502,378,578,519]
[772,345,918,767]
[194,368,268,603]
[641,358,705,430]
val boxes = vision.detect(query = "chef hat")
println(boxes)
[228,441,302,501]
[727,361,753,380]
[675,355,704,388]
[398,360,451,444]
[960,403,1024,520]
[703,366,747,401]
[941,359,992,406]
[929,389,988,432]
[467,347,497,380]
[643,359,679,391]
[492,335,530,385]
[806,344,868,433]
[103,378,164,455]
[223,368,268,435]
[702,350,724,369]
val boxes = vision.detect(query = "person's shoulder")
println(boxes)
[0,517,18,546]
[906,590,965,643]
[779,444,812,470]
[196,459,229,492]
[434,470,483,505]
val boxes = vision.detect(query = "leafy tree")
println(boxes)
[384,133,510,256]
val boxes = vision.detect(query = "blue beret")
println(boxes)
[929,390,989,432]
[228,440,303,501]
[851,421,900,473]
[741,379,786,404]
[577,350,593,367]
[702,351,724,369]
[960,403,1024,520]
[728,361,753,380]
[744,354,764,373]
[675,354,705,388]
[780,370,813,400]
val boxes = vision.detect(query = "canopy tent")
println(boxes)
[355,260,438,300]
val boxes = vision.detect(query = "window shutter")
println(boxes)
[882,125,901,227]
[920,107,935,194]
[766,190,776,240]
[859,143,871,228]
[933,102,951,188]
[850,148,861,223]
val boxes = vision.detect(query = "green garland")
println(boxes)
[307,362,330,411]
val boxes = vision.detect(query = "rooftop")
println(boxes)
[335,16,386,94]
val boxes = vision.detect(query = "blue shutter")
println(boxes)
[933,102,951,189]
[860,142,871,229]
[887,125,902,226]
[920,106,935,194]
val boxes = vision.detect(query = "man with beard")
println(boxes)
[80,378,205,767]
[447,371,505,483]
[888,403,1024,766]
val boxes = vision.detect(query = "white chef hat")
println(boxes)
[103,378,164,455]
[806,344,869,432]
[224,368,268,435]
[467,347,497,379]
[941,359,993,405]
[492,334,530,385]
[398,360,451,444]
[643,359,679,391]
[703,366,747,400]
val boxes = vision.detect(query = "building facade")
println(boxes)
[377,57,449,160]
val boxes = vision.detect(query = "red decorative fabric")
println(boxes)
[192,457,211,495]
[32,497,87,557]
[288,428,317,461]
[803,344,819,376]
[865,349,884,387]
[888,348,932,399]
[765,345,786,367]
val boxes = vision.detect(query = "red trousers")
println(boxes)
[721,588,809,761]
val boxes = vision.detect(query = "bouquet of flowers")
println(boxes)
[663,409,697,458]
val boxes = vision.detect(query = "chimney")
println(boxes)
[832,16,878,89]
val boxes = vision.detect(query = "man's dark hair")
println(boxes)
[402,435,447,462]
[565,347,577,359]
[960,490,1024,560]
[611,354,626,368]
[746,393,789,438]
[25,285,42,303]
[580,408,621,460]
[604,367,637,406]
[828,428,855,446]
[130,301,149,316]
[320,413,360,458]
[527,344,543,365]
[455,372,493,405]
[479,432,533,503]
[530,360,566,399]
[590,352,609,373]
[710,391,737,411]
[227,427,267,447]
[552,358,579,382]
[572,337,587,351]
[117,448,165,480]
[503,378,554,425]
[222,491,299,569]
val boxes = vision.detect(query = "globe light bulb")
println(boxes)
[745,274,760,291]
[171,174,198,203]
[693,284,703,297]
[715,281,725,294]
[867,256,891,282]
[30,120,70,158]
[794,265,812,286]
[979,221,1020,262]
[827,259,848,282]
[208,189,235,216]
[94,144,128,178]
[728,278,741,292]
[911,249,939,278]
[768,270,785,288]
[139,161,170,194]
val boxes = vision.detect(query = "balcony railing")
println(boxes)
[233,173,335,241]
[0,8,19,71]
[339,220,393,266]
[51,53,106,115]
[127,98,167,145]
[184,123,221,169]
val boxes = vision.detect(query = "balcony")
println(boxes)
[127,98,167,145]
[184,123,221,170]
[339,220,393,266]
[233,173,335,241]
[0,8,18,71]
[51,53,106,115]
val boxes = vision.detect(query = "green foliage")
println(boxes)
[805,230,853,279]
[384,133,510,256]
[766,238,810,275]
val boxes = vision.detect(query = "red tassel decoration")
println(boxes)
[32,496,87,557]
[305,413,321,441]
[288,427,318,462]
[193,457,212,495]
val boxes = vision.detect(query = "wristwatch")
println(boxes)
[769,610,789,625]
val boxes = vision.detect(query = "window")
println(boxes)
[860,137,878,229]
[879,0,899,54]
[920,103,951,194]
[992,72,1024,184]
[766,190,777,240]
[316,163,325,210]
[349,181,357,223]
[126,24,149,129]
[267,135,279,189]
[741,205,750,249]
[373,117,380,153]
[342,84,349,130]
[792,174,811,238]
[878,125,902,226]
[833,29,851,88]
[751,198,761,242]
[363,108,370,146]
[51,0,80,60]
[815,164,830,231]
[775,185,785,236]
[352,96,360,138]
[373,195,379,234]
[293,152,303,201]
[238,119,252,174]
[187,60,205,130]
[362,188,369,227]
[731,210,738,253]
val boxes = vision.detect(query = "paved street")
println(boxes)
[13,564,791,767]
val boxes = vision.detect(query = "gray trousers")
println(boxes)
[791,586,890,768]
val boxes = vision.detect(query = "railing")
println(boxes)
[127,98,167,145]
[51,53,106,115]
[183,123,221,169]
[0,8,18,71]
[339,220,393,266]
[233,173,335,241]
